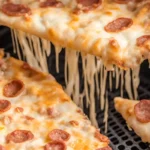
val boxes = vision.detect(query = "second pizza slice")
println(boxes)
[114,97,150,143]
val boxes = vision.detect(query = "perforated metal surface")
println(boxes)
[0,26,150,150]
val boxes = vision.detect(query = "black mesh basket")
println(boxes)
[0,26,150,150]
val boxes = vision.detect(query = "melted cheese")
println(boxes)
[10,29,141,130]
[11,30,50,72]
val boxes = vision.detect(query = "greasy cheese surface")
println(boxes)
[0,0,149,69]
[114,97,150,143]
[0,57,109,150]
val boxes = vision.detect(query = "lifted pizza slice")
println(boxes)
[0,0,149,69]
[114,97,150,143]
[0,52,112,150]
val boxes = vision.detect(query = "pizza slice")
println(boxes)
[114,97,150,143]
[0,0,149,69]
[0,50,111,150]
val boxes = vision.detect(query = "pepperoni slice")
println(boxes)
[3,80,24,97]
[6,130,34,143]
[44,141,66,150]
[113,0,130,4]
[0,100,11,114]
[104,18,133,32]
[77,0,102,7]
[0,145,5,150]
[1,3,31,16]
[136,35,150,47]
[40,0,64,8]
[75,0,102,13]
[49,129,70,141]
[96,146,112,150]
[95,130,109,143]
[134,100,150,123]
[47,107,60,118]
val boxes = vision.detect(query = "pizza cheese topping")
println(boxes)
[22,62,33,70]
[44,141,66,150]
[21,62,50,81]
[96,146,112,150]
[1,3,31,16]
[0,99,11,113]
[40,0,64,8]
[76,0,102,7]
[47,107,61,118]
[21,62,38,73]
[21,63,40,78]
[69,120,79,126]
[3,80,25,97]
[6,130,34,143]
[0,145,5,150]
[15,107,24,113]
[114,0,148,4]
[2,116,12,125]
[0,59,7,71]
[113,0,130,4]
[134,100,150,123]
[136,35,150,47]
[49,129,70,141]
[75,0,102,13]
[104,18,133,32]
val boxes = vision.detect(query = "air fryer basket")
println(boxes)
[0,26,150,150]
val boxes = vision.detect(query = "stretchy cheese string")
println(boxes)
[115,66,120,89]
[55,46,62,73]
[132,67,140,100]
[11,30,50,72]
[104,93,108,133]
[119,69,125,98]
[11,29,140,128]
[109,72,112,92]
[125,69,134,100]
